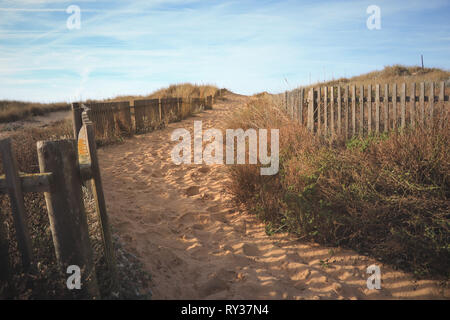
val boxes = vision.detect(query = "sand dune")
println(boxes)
[97,93,449,300]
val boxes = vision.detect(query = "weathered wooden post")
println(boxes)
[37,139,99,299]
[84,120,116,280]
[177,97,182,119]
[307,88,315,132]
[298,88,304,125]
[158,98,162,125]
[317,87,321,135]
[0,138,33,270]
[401,83,406,129]
[285,91,288,112]
[331,86,335,136]
[206,95,213,110]
[410,83,416,128]
[438,81,445,129]
[429,82,434,126]
[337,86,342,135]
[375,84,380,134]
[71,103,83,140]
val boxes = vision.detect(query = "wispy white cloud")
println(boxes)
[0,0,449,101]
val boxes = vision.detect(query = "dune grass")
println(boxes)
[0,101,70,124]
[93,83,220,103]
[307,64,450,89]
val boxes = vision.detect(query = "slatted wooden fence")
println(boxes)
[82,95,213,142]
[279,82,449,138]
[84,101,133,142]
[134,99,161,133]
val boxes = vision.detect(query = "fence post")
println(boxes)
[367,85,372,134]
[324,87,328,135]
[307,88,315,132]
[410,83,416,128]
[392,84,397,131]
[177,97,182,119]
[359,85,364,136]
[419,82,425,126]
[401,83,406,129]
[298,88,304,125]
[375,84,380,134]
[384,84,389,133]
[158,98,162,124]
[37,139,99,299]
[351,86,356,136]
[71,103,83,140]
[330,86,335,135]
[317,87,321,135]
[337,86,342,135]
[0,138,33,270]
[285,91,288,112]
[439,81,445,129]
[84,122,116,280]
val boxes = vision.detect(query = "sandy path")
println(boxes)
[98,93,448,300]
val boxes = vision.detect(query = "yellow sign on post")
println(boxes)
[78,125,91,167]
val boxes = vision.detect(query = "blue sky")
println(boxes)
[0,0,449,102]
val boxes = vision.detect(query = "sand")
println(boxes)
[97,92,449,300]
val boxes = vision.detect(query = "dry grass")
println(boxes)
[1,83,219,125]
[95,83,220,103]
[0,101,70,124]
[306,64,450,88]
[226,95,449,279]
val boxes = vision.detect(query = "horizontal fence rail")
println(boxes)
[278,82,449,138]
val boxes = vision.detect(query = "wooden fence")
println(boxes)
[1,92,218,298]
[0,108,116,299]
[84,95,214,142]
[279,81,449,138]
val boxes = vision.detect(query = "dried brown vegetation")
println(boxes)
[95,83,219,103]
[227,91,449,279]
[308,64,450,88]
[0,101,70,124]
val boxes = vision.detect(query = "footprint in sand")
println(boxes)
[198,166,210,174]
[184,186,200,196]
[175,211,196,223]
[242,243,260,256]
